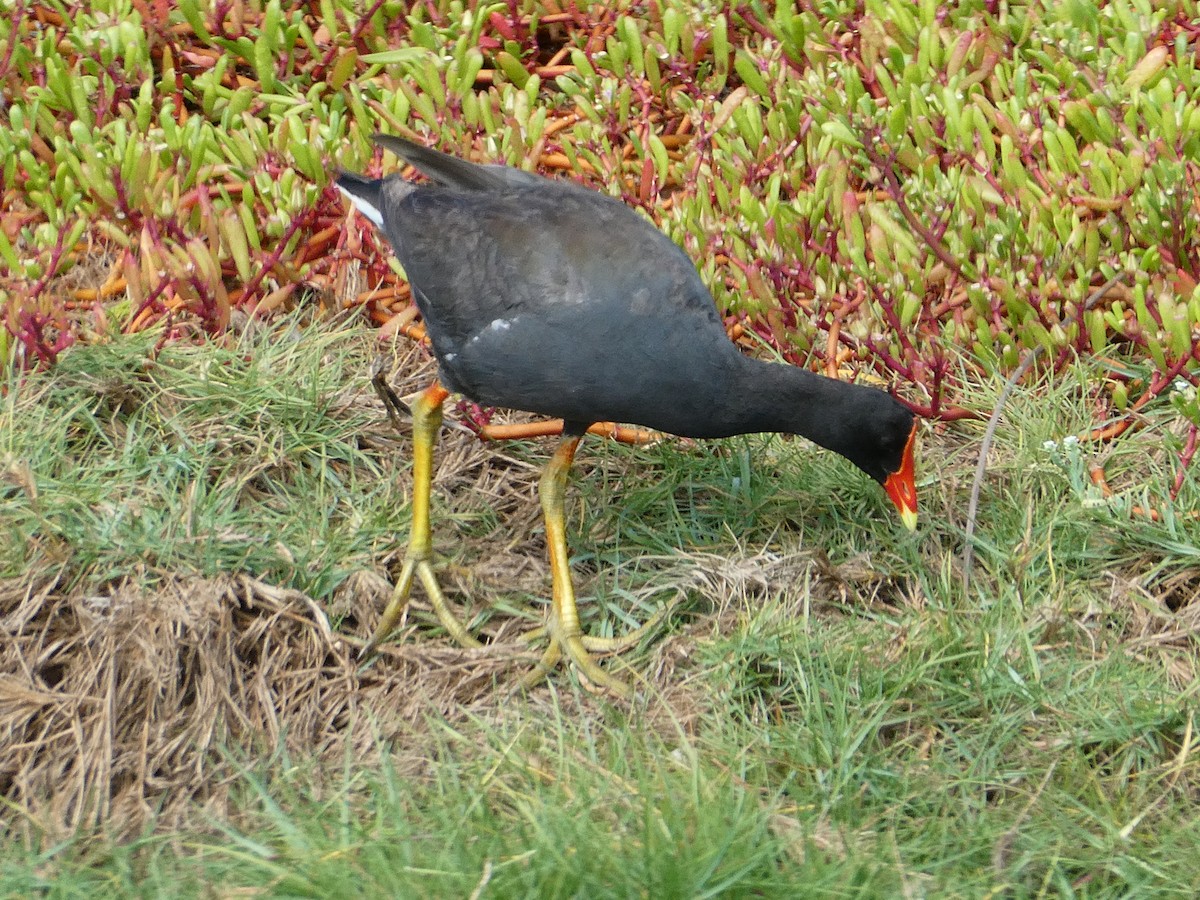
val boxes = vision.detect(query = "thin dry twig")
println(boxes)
[962,273,1130,594]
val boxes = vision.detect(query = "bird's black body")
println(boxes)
[337,136,915,486]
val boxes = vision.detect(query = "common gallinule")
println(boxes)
[338,134,918,697]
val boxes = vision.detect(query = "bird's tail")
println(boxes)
[372,133,513,192]
[334,171,385,227]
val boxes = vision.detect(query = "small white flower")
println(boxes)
[1043,440,1058,451]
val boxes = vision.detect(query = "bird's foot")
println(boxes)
[520,633,632,699]
[519,595,680,653]
[360,552,482,659]
[517,596,682,698]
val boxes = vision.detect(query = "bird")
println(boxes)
[337,133,918,697]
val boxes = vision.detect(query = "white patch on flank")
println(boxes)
[336,185,383,227]
[468,317,517,344]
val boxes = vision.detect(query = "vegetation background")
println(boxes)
[2,0,1199,895]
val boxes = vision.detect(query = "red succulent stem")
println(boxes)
[238,206,321,313]
[0,1,22,80]
[861,135,968,282]
[1172,423,1198,500]
[125,275,172,333]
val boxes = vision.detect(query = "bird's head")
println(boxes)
[838,395,919,531]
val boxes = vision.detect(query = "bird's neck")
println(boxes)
[718,354,865,457]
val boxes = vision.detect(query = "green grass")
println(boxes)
[0,318,404,598]
[3,320,1198,897]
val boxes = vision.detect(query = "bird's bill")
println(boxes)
[883,423,919,531]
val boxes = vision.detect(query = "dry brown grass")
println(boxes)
[0,571,524,841]
[0,524,835,846]
[1,467,896,846]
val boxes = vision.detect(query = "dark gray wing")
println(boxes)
[380,178,740,429]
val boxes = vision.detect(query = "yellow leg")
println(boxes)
[361,382,481,657]
[519,435,632,698]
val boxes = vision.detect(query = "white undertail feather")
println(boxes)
[336,185,383,227]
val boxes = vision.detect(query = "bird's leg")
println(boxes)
[520,435,632,698]
[361,381,482,657]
